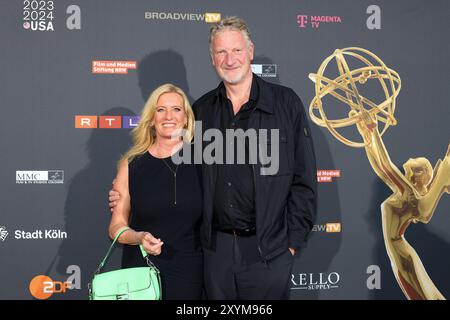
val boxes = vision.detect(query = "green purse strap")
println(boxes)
[95,226,149,275]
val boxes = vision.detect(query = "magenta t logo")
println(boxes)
[297,15,308,28]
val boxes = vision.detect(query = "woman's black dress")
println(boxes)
[122,151,203,299]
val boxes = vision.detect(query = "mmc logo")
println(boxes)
[16,170,64,184]
[75,115,140,129]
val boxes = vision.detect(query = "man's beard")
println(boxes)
[218,66,248,85]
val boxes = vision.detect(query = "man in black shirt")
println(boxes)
[192,16,317,299]
[213,78,258,234]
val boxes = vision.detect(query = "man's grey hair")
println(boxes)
[209,16,253,52]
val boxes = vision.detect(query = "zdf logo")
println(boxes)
[29,265,81,300]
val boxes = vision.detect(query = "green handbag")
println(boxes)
[89,227,162,300]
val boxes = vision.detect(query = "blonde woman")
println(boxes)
[108,84,203,299]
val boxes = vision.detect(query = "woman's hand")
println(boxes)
[138,232,164,256]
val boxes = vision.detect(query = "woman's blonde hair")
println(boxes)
[119,83,195,166]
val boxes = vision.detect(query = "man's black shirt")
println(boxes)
[213,76,259,231]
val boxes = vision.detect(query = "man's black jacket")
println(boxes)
[192,74,317,260]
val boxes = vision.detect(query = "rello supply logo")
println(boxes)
[29,265,81,300]
[16,170,64,184]
[144,11,221,23]
[291,272,341,290]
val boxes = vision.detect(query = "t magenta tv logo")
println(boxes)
[297,15,308,28]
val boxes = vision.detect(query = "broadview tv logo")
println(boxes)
[312,223,341,233]
[205,13,221,23]
[75,115,140,129]
[144,11,221,23]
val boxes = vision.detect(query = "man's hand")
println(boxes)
[289,247,296,256]
[109,179,121,213]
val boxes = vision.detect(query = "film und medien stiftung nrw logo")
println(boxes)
[16,171,64,184]
[0,226,8,242]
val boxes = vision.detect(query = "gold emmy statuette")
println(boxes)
[309,47,450,300]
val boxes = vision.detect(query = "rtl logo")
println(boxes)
[75,115,139,129]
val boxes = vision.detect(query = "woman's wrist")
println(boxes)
[135,231,144,245]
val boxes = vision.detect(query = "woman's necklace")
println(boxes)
[161,158,180,205]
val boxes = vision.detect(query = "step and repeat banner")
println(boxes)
[0,0,449,300]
